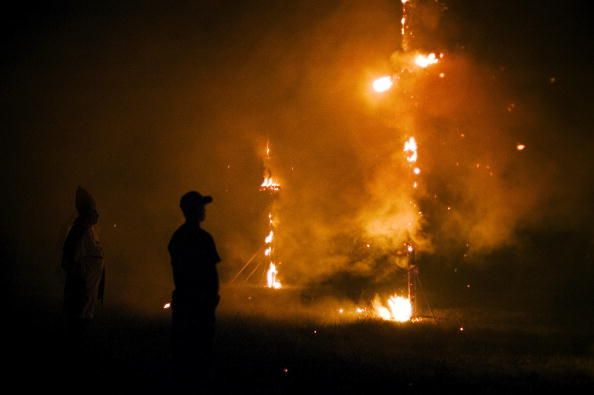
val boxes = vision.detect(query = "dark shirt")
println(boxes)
[168,223,221,303]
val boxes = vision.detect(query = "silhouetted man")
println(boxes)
[169,191,221,389]
[62,187,105,342]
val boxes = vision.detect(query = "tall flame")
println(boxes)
[401,0,410,52]
[267,262,281,289]
[261,142,283,289]
[264,212,281,289]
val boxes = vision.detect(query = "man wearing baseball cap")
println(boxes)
[168,191,221,390]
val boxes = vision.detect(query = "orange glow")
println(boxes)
[260,177,281,192]
[372,76,393,93]
[404,137,418,163]
[265,230,274,244]
[414,53,439,68]
[373,295,412,322]
[163,302,171,309]
[267,262,281,289]
[516,143,526,151]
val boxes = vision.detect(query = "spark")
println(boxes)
[516,143,526,151]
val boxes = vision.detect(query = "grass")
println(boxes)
[7,287,594,394]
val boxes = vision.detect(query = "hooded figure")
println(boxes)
[62,187,105,336]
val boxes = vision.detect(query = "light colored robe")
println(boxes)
[73,226,104,319]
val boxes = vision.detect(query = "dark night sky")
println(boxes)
[2,0,593,316]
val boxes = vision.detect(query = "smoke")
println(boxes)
[263,0,593,293]
[3,1,593,312]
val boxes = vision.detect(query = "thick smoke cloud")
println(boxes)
[3,1,593,312]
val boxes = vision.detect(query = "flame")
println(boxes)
[267,262,282,289]
[163,302,171,309]
[401,0,410,51]
[414,53,439,68]
[404,137,418,163]
[516,143,526,151]
[372,76,393,93]
[260,176,281,192]
[265,230,274,244]
[373,295,412,322]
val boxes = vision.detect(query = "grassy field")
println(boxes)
[8,286,594,394]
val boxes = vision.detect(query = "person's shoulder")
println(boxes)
[198,228,215,240]
[169,224,188,244]
[172,223,186,234]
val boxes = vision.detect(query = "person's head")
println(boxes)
[75,187,99,225]
[180,191,212,223]
[80,207,99,225]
